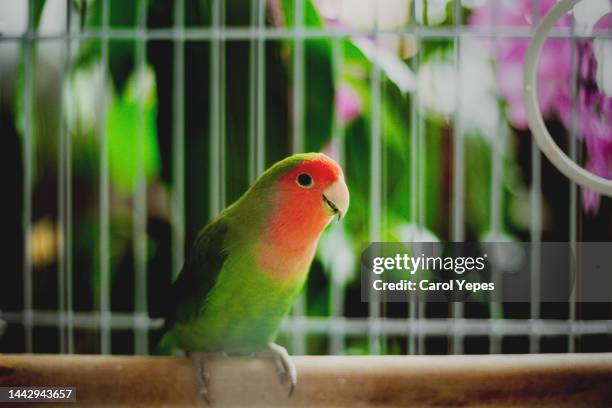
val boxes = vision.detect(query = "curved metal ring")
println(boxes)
[523,0,612,197]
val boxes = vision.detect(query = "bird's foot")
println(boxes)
[188,351,227,404]
[257,343,297,398]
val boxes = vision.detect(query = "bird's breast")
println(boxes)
[254,239,318,282]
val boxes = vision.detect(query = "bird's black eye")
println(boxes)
[296,173,314,188]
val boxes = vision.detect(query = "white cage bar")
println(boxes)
[98,0,112,355]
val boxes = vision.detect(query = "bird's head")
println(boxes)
[277,153,349,223]
[232,153,349,280]
[242,152,349,250]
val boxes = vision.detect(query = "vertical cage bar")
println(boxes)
[329,35,346,355]
[219,0,226,210]
[529,139,542,354]
[369,1,382,356]
[58,47,67,354]
[57,0,74,354]
[248,0,258,182]
[172,0,186,281]
[291,0,304,154]
[451,0,465,355]
[417,96,426,355]
[65,0,75,355]
[257,0,266,174]
[415,13,427,353]
[248,0,266,182]
[133,0,149,355]
[529,0,543,354]
[22,0,35,354]
[99,0,111,355]
[488,0,503,354]
[568,12,579,353]
[488,124,506,356]
[408,22,420,355]
[291,0,306,355]
[209,0,222,218]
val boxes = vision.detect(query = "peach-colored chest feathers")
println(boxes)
[254,189,332,281]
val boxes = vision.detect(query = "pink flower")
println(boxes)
[579,83,612,214]
[470,0,572,129]
[470,0,612,214]
[336,84,362,124]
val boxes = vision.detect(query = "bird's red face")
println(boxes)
[255,153,349,281]
[279,154,349,222]
[269,154,349,250]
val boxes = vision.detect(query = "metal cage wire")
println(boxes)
[1,0,611,356]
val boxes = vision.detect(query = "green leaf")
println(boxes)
[106,65,161,193]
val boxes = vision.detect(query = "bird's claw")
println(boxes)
[260,343,297,398]
[189,352,225,404]
[190,346,296,402]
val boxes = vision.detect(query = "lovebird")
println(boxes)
[156,153,349,401]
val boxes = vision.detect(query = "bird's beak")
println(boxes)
[322,179,349,222]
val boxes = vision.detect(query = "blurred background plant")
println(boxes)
[1,0,611,355]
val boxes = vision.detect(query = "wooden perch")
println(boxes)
[1,353,612,407]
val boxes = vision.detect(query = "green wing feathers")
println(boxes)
[155,219,229,354]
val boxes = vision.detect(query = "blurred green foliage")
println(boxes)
[106,66,160,193]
